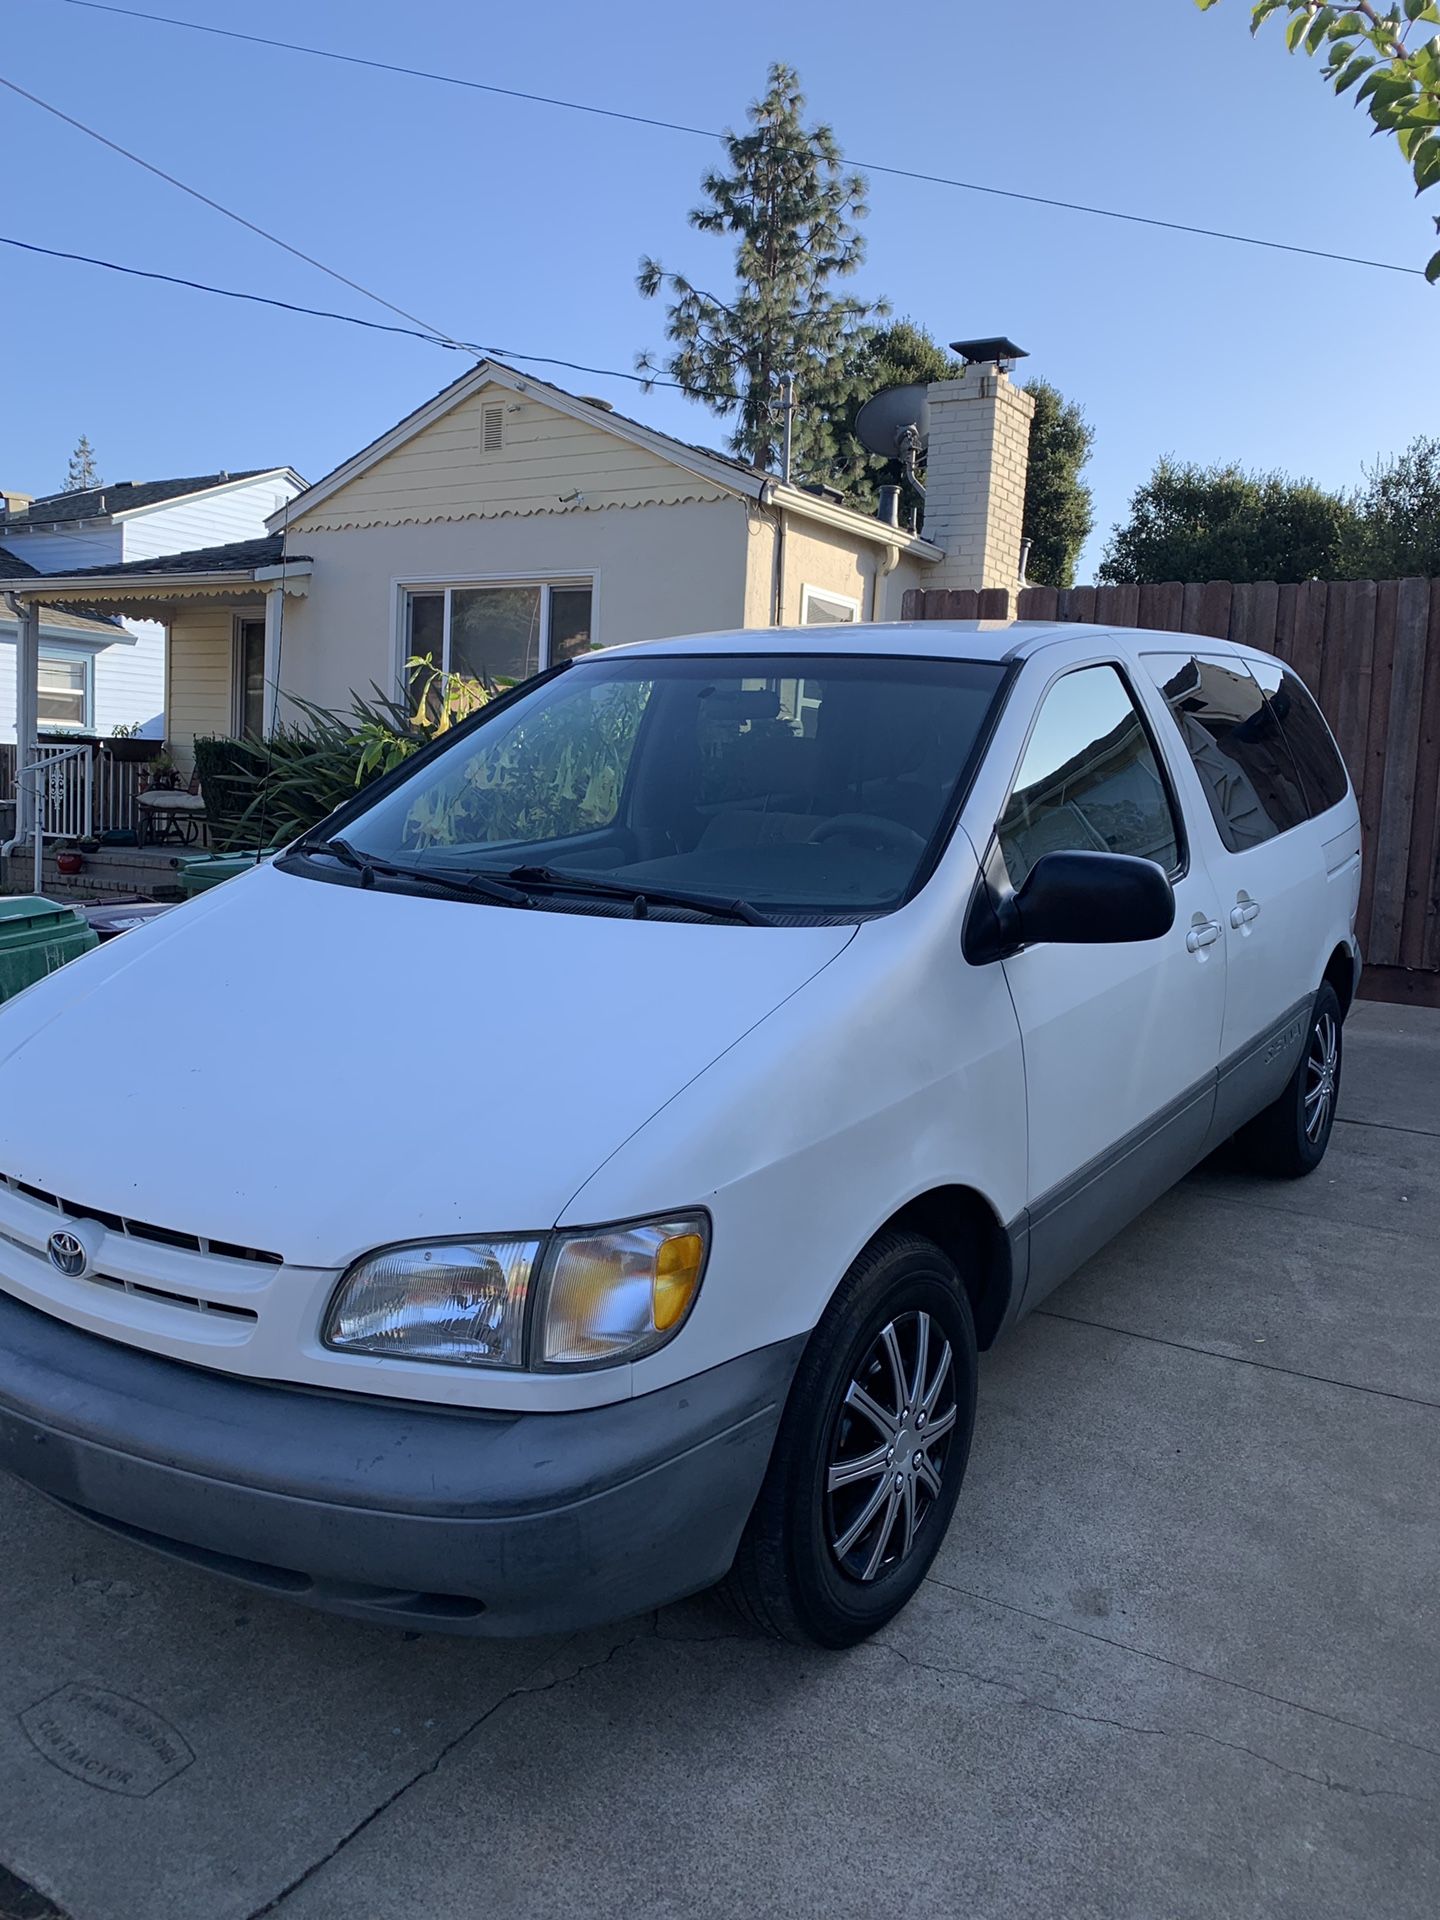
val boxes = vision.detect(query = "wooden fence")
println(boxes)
[901,577,1440,1007]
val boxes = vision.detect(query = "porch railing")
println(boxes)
[2,743,149,841]
[33,742,95,842]
[11,742,94,895]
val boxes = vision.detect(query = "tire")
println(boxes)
[720,1231,978,1648]
[1233,982,1343,1179]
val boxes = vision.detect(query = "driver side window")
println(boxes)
[998,664,1181,888]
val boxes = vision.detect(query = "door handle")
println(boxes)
[1230,899,1261,928]
[1186,921,1221,952]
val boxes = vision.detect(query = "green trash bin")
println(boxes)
[173,850,270,897]
[0,896,100,1005]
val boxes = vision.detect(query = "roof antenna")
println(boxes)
[780,372,796,485]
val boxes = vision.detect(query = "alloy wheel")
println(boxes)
[825,1309,958,1583]
[1305,1009,1340,1144]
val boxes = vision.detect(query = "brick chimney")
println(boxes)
[921,347,1035,593]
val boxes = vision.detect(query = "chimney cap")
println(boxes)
[949,336,1028,369]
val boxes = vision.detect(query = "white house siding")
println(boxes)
[274,499,753,717]
[166,601,263,765]
[291,390,732,531]
[119,473,302,560]
[93,619,164,736]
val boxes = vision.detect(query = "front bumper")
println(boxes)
[0,1290,804,1635]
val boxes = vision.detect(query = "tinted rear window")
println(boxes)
[1144,653,1309,852]
[1245,658,1349,816]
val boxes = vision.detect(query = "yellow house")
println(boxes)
[7,352,1034,806]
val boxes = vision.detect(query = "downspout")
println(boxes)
[869,541,901,622]
[2,591,32,860]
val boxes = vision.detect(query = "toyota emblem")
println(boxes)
[47,1230,88,1279]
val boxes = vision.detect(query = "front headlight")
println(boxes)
[323,1213,708,1371]
[323,1237,540,1367]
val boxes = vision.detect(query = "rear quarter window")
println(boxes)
[1245,658,1350,817]
[1143,653,1308,852]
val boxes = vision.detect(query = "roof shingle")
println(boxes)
[36,535,307,579]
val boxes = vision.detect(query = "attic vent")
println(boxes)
[481,404,504,453]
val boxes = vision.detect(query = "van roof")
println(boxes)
[594,620,1247,666]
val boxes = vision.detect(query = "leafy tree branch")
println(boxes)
[1196,1,1440,280]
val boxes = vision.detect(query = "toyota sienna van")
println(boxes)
[0,622,1361,1647]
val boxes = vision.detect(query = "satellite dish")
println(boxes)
[854,383,930,461]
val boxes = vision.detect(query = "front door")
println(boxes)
[991,661,1228,1302]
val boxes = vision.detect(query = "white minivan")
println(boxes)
[0,622,1361,1646]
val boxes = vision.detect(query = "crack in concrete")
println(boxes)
[867,1640,1437,1806]
[1336,1116,1440,1143]
[923,1573,1440,1767]
[1035,1308,1440,1412]
[247,1615,661,1919]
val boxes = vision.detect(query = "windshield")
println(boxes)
[329,652,1007,920]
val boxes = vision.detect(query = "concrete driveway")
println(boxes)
[1,1000,1436,1920]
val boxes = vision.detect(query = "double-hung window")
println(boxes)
[37,651,92,730]
[403,580,594,692]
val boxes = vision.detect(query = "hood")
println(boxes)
[0,865,854,1267]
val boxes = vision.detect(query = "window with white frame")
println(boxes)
[233,617,266,739]
[37,651,93,730]
[402,580,594,692]
[800,584,861,625]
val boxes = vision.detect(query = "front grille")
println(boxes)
[2,1174,283,1266]
[77,1269,257,1323]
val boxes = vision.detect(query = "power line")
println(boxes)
[0,70,470,347]
[0,232,701,393]
[44,0,1428,281]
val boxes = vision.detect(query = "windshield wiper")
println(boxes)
[505,864,772,926]
[293,833,378,885]
[295,836,530,907]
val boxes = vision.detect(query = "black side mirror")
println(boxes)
[1014,849,1176,947]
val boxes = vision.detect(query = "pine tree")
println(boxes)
[637,64,882,477]
[65,435,101,492]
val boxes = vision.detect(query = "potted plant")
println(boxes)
[105,722,165,766]
[144,749,181,793]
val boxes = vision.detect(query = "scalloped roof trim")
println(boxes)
[289,488,731,535]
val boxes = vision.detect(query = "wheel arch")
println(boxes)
[1323,942,1358,1018]
[875,1184,1019,1351]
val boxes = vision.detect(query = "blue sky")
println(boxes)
[3,0,1435,580]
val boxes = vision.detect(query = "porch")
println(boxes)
[1,536,310,891]
[2,839,195,903]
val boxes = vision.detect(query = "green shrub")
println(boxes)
[230,662,498,846]
[192,735,269,851]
